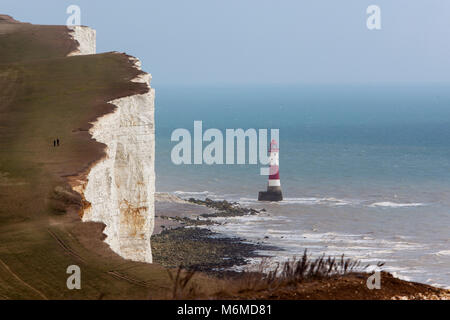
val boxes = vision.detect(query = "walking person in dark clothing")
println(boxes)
[57,138,60,146]
[53,140,56,147]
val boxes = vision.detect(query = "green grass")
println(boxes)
[0,23,77,64]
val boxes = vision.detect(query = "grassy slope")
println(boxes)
[0,17,190,299]
[0,15,77,64]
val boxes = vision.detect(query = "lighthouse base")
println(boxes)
[258,187,283,202]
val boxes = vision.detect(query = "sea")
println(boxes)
[155,84,450,289]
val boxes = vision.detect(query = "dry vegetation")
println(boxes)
[164,251,377,299]
[162,251,449,300]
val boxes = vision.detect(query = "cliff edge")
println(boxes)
[65,24,155,263]
[0,16,160,299]
[78,55,155,263]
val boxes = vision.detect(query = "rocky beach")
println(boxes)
[152,194,276,274]
[152,193,450,299]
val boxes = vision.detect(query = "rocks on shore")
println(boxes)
[151,227,270,273]
[156,215,217,226]
[188,198,260,217]
[152,197,276,274]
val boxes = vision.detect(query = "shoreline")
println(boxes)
[153,193,450,299]
[153,194,278,275]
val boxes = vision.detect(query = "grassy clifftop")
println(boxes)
[0,14,77,63]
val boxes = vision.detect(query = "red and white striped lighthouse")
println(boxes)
[258,139,283,201]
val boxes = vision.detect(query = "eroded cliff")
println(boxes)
[69,27,155,263]
[0,15,161,299]
[68,26,96,55]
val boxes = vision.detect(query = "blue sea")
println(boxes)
[155,84,450,288]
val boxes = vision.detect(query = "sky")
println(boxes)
[2,0,450,86]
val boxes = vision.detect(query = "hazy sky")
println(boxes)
[3,0,450,86]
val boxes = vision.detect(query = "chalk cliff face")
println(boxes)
[68,28,155,263]
[68,26,96,55]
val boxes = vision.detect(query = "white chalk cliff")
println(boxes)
[67,26,96,55]
[69,27,155,263]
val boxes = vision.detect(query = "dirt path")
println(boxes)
[107,271,151,288]
[47,229,86,263]
[0,258,48,300]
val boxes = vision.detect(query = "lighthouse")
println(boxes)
[258,139,283,201]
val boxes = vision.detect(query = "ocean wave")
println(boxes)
[174,190,210,195]
[172,192,427,211]
[434,250,450,256]
[272,197,355,206]
[368,201,425,208]
[241,197,429,210]
[300,232,364,240]
[427,281,450,290]
[239,196,357,206]
[211,214,279,224]
[208,217,437,285]
[390,271,412,282]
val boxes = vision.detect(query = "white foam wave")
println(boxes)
[239,196,359,207]
[390,272,412,282]
[173,192,427,211]
[434,250,450,256]
[428,282,450,290]
[174,190,210,195]
[368,201,425,208]
[274,197,356,206]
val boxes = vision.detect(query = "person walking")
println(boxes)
[53,139,56,147]
[56,138,60,147]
